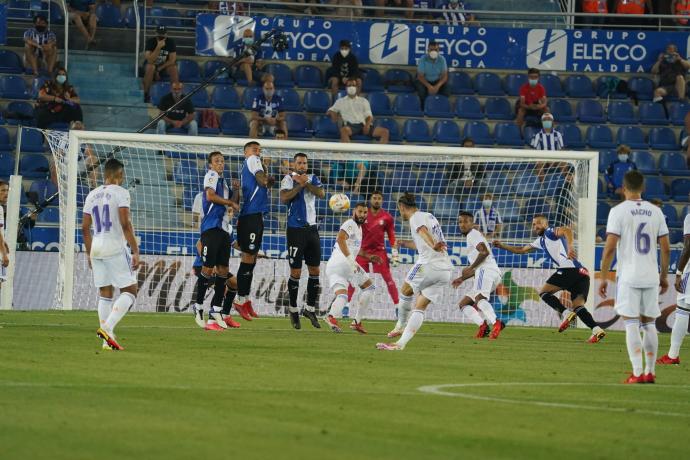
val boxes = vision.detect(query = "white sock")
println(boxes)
[669,309,689,359]
[328,293,348,319]
[462,305,484,326]
[476,299,496,325]
[98,296,113,327]
[234,295,246,305]
[355,285,375,323]
[624,319,643,377]
[397,309,425,349]
[395,294,414,330]
[104,292,135,333]
[641,322,658,375]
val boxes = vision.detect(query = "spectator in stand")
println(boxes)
[233,28,264,86]
[516,68,548,131]
[448,137,484,197]
[530,113,564,181]
[325,40,361,97]
[327,78,390,143]
[375,0,414,19]
[473,192,503,239]
[414,41,450,105]
[143,26,179,103]
[614,0,653,27]
[438,0,477,26]
[330,160,377,196]
[651,44,690,103]
[67,0,98,49]
[605,144,637,200]
[580,0,608,27]
[23,15,57,76]
[35,67,82,129]
[156,82,198,136]
[672,0,690,25]
[329,0,363,17]
[249,80,287,138]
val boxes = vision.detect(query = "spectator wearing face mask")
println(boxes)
[143,26,179,103]
[605,144,637,200]
[156,82,198,136]
[438,0,476,26]
[414,41,450,105]
[249,80,287,138]
[24,14,57,76]
[516,68,548,131]
[325,40,362,97]
[327,78,389,143]
[651,44,690,103]
[473,193,502,239]
[67,0,98,49]
[375,0,414,19]
[234,28,264,85]
[35,67,83,129]
[529,113,563,151]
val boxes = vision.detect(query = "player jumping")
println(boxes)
[324,202,377,333]
[600,171,670,384]
[493,215,606,343]
[452,211,505,339]
[377,193,453,350]
[81,159,140,351]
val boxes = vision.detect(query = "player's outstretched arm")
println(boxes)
[81,214,93,268]
[660,234,671,295]
[555,226,576,259]
[492,240,534,254]
[598,234,618,298]
[119,207,140,269]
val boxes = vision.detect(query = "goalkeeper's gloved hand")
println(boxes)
[391,247,399,267]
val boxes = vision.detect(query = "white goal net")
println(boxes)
[44,130,597,328]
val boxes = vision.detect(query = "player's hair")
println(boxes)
[103,158,124,177]
[428,41,439,48]
[533,214,548,222]
[207,151,223,164]
[397,192,417,208]
[346,78,358,86]
[0,180,8,188]
[528,68,540,75]
[294,152,308,160]
[275,129,286,137]
[244,141,260,151]
[458,211,474,220]
[369,189,383,198]
[354,202,368,209]
[623,169,644,192]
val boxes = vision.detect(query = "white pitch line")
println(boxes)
[418,383,690,418]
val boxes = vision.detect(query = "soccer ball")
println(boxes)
[329,193,350,213]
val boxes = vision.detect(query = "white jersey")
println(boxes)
[606,199,669,288]
[465,228,500,273]
[409,211,452,269]
[0,205,4,239]
[682,215,690,277]
[83,184,132,259]
[330,218,362,262]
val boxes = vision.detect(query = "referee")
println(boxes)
[280,153,325,329]
[233,141,274,321]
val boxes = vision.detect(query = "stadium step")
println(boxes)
[80,104,152,132]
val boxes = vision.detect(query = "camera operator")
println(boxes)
[652,44,690,103]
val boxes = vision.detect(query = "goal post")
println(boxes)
[45,129,598,326]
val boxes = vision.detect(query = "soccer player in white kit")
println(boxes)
[451,212,505,339]
[599,170,670,384]
[81,159,140,351]
[377,193,453,351]
[324,202,377,333]
[0,181,9,284]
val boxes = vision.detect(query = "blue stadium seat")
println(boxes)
[303,90,331,113]
[549,99,576,123]
[172,160,203,187]
[448,71,473,95]
[374,118,401,142]
[181,187,197,211]
[496,199,521,223]
[586,125,615,149]
[639,102,669,125]
[150,82,170,106]
[147,7,183,27]
[20,153,50,178]
[670,229,684,244]
[474,72,503,96]
[8,0,31,19]
[643,177,668,200]
[367,92,392,116]
[403,119,432,143]
[595,76,627,99]
[96,3,122,27]
[314,115,339,139]
[481,171,510,193]
[421,170,448,193]
[384,69,414,93]
[361,68,384,92]
[557,124,585,149]
[188,86,210,108]
[630,151,657,174]
[596,201,610,225]
[523,126,539,145]
[0,128,12,151]
[294,65,323,89]
[672,179,690,201]
[521,197,552,218]
[463,121,493,145]
[0,152,15,176]
[540,74,564,97]
[432,195,461,218]
[285,113,311,138]
[241,86,262,110]
[263,63,294,88]
[220,111,248,136]
[210,85,240,109]
[0,50,23,74]
[277,88,300,112]
[0,76,30,99]
[660,152,690,176]
[432,120,461,144]
[28,179,58,204]
[564,75,595,98]
[394,93,423,117]
[662,204,680,227]
[598,150,617,173]
[424,95,453,118]
[455,96,482,119]
[203,60,231,84]
[20,129,45,152]
[669,101,690,126]
[504,73,527,97]
[194,112,219,136]
[384,169,419,192]
[607,101,637,124]
[122,5,142,28]
[596,227,606,240]
[649,127,679,150]
[576,99,605,123]
[494,123,523,146]
[31,76,49,99]
[616,126,647,150]
[177,60,201,83]
[512,172,543,197]
[628,77,654,101]
[6,101,34,125]
[484,98,513,120]
[37,207,60,224]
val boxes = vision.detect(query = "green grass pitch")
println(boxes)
[1,311,689,460]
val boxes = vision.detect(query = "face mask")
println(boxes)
[243,37,254,45]
[56,75,67,84]
[264,89,274,98]
[529,78,538,86]
[542,120,553,129]
[665,54,675,63]
[340,49,350,58]
[35,25,46,32]
[618,154,629,162]
[346,86,357,96]
[483,199,492,208]
[429,50,439,59]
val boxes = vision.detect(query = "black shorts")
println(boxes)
[287,225,321,269]
[546,267,590,301]
[237,213,264,255]
[200,227,231,268]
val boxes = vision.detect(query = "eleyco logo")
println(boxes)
[526,29,567,71]
[369,23,409,65]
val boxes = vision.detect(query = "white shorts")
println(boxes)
[326,258,370,290]
[92,250,137,289]
[467,267,501,301]
[614,282,660,319]
[677,271,690,304]
[405,262,451,304]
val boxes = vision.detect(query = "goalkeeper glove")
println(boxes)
[391,247,399,267]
